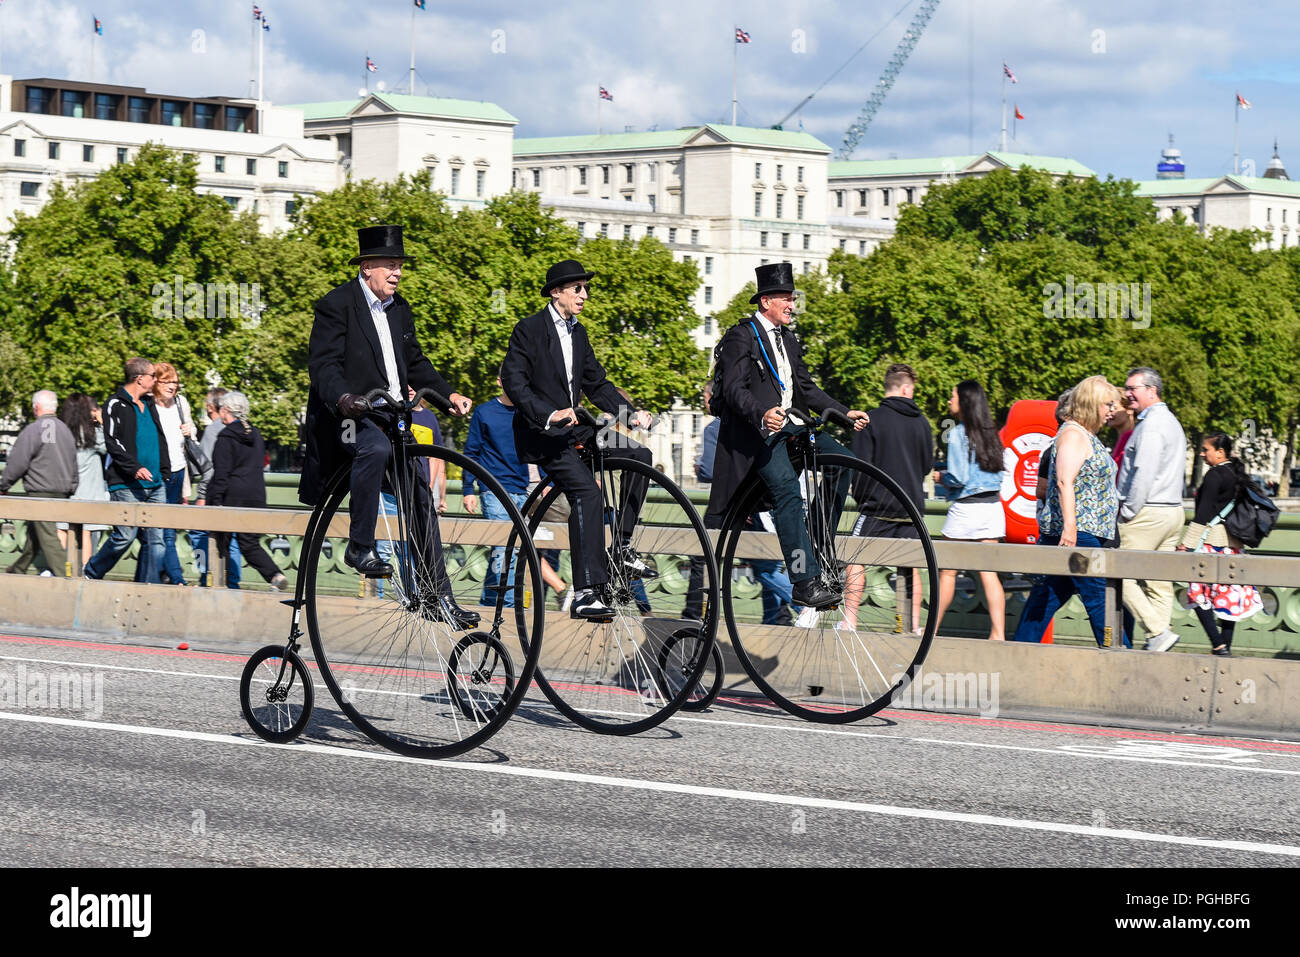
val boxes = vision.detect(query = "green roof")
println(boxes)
[286,92,516,124]
[1134,175,1300,197]
[829,151,1094,179]
[513,124,830,156]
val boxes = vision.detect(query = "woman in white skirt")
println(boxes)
[933,380,1007,639]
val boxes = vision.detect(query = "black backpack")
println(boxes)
[707,329,732,418]
[1223,480,1280,548]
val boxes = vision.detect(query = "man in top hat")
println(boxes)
[500,259,655,620]
[705,262,870,610]
[301,224,478,628]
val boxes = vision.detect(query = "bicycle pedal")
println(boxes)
[279,598,302,608]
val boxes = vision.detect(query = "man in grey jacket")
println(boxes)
[1117,366,1187,652]
[0,390,78,576]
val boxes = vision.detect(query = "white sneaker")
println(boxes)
[794,606,821,629]
[1147,629,1180,653]
[39,570,53,577]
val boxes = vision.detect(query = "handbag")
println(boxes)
[176,394,213,483]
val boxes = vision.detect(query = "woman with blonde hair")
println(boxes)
[151,362,199,585]
[1013,375,1126,645]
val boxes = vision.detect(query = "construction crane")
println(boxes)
[839,0,941,159]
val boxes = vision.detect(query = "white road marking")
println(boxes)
[1,708,1297,859]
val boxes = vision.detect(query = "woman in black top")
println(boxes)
[1176,431,1262,655]
[207,391,287,591]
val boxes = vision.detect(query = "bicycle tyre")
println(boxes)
[304,443,544,758]
[240,645,314,743]
[523,454,719,734]
[447,631,517,722]
[657,627,724,712]
[719,451,937,723]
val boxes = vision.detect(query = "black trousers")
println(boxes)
[538,443,652,589]
[216,531,281,585]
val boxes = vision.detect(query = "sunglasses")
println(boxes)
[566,283,591,294]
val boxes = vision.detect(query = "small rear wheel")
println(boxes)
[240,645,314,743]
[447,632,517,722]
[658,627,724,712]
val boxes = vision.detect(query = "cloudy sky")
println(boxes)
[5,0,1296,181]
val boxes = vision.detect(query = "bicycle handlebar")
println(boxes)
[360,387,455,416]
[824,408,856,431]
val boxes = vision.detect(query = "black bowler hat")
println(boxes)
[542,259,595,295]
[750,261,796,304]
[349,224,415,265]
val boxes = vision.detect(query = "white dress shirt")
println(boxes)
[547,302,576,421]
[359,276,401,401]
[755,312,795,421]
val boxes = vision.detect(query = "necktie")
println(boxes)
[773,329,787,358]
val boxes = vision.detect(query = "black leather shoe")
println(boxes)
[570,588,615,621]
[617,546,658,581]
[420,596,481,631]
[791,579,841,610]
[344,543,393,578]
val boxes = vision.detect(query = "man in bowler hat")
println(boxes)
[301,224,478,628]
[500,259,655,620]
[705,262,870,610]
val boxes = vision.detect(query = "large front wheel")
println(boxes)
[719,453,937,723]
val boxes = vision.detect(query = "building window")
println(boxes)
[512,169,518,188]
[802,234,810,250]
[579,166,588,185]
[224,196,239,209]
[1266,207,1272,222]
[683,255,692,264]
[781,232,790,249]
[286,200,298,216]
[624,163,634,183]
[648,194,656,211]
[61,91,87,118]
[215,155,226,172]
[775,194,784,219]
[623,224,632,239]
[839,238,846,251]
[224,106,247,132]
[881,188,892,205]
[20,182,39,198]
[13,139,24,157]
[760,231,768,248]
[803,262,810,274]
[645,225,654,237]
[1284,209,1289,224]
[647,164,656,182]
[124,96,149,123]
[761,258,769,265]
[776,164,783,182]
[278,160,289,178]
[704,287,713,305]
[797,166,804,183]
[797,195,805,219]
[624,194,632,202]
[602,165,610,185]
[576,221,585,237]
[669,227,677,243]
[705,256,713,275]
[859,240,867,255]
[600,223,609,237]
[246,158,257,175]
[904,187,915,204]
[754,192,762,216]
[451,167,461,194]
[531,168,540,187]
[117,147,128,164]
[161,100,184,126]
[836,191,844,208]
[93,93,119,120]
[25,87,53,114]
[476,169,485,197]
[48,142,60,160]
[182,152,196,164]
[754,162,762,179]
[82,144,94,162]
[691,229,699,244]
[194,103,216,129]
[704,316,713,335]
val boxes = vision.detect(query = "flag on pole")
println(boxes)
[261,15,269,31]
[735,27,751,43]
[1236,92,1251,109]
[366,56,377,73]
[599,86,613,101]
[414,0,426,7]
[1003,63,1017,83]
[93,16,103,35]
[1014,105,1024,120]
[253,4,261,18]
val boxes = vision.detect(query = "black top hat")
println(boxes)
[750,261,796,304]
[349,224,415,265]
[542,259,595,295]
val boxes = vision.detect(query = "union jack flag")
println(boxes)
[93,16,103,35]
[599,86,613,101]
[735,27,751,43]
[1236,92,1251,109]
[261,15,269,31]
[366,57,377,73]
[253,4,261,18]
[1003,62,1017,83]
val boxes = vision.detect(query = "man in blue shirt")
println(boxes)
[85,358,171,583]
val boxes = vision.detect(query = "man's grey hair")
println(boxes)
[1127,366,1163,397]
[32,390,57,413]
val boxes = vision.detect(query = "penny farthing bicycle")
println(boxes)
[239,388,546,758]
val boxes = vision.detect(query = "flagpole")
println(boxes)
[257,22,265,132]
[732,29,738,126]
[1000,71,1007,153]
[409,3,416,94]
[597,89,601,135]
[1233,95,1240,175]
[250,15,256,97]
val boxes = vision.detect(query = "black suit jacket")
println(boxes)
[500,305,625,464]
[298,277,454,504]
[704,318,847,526]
